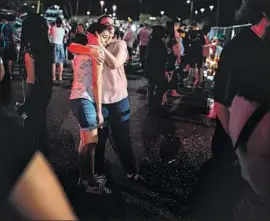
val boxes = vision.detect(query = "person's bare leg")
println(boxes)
[58,64,63,81]
[52,64,56,81]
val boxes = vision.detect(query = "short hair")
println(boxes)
[73,33,88,46]
[55,17,62,26]
[237,0,270,24]
[97,14,112,23]
[87,22,109,34]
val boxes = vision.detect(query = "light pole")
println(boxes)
[160,10,164,16]
[100,1,105,14]
[186,0,194,23]
[112,5,117,13]
[216,0,220,26]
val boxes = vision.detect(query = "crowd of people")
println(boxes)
[0,0,270,219]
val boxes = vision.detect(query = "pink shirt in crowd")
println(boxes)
[102,40,129,104]
[137,27,151,46]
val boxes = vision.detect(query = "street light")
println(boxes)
[24,3,27,6]
[32,5,35,8]
[104,8,107,13]
[209,5,214,11]
[200,8,205,13]
[113,12,116,17]
[160,10,164,16]
[195,10,198,15]
[100,1,105,14]
[112,5,117,12]
[86,11,90,15]
[186,0,194,23]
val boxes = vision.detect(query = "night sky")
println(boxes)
[21,0,244,26]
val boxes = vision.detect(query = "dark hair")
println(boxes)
[77,23,84,29]
[151,25,166,39]
[20,13,51,57]
[55,17,62,26]
[73,33,88,46]
[87,22,109,34]
[237,0,270,24]
[97,14,112,23]
[114,27,121,39]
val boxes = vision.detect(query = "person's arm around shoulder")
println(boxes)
[100,40,128,69]
[10,152,77,220]
[0,57,5,81]
[92,50,104,128]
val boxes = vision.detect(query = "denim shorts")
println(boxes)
[52,43,65,64]
[71,98,97,130]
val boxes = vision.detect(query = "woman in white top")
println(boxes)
[50,17,66,81]
[70,23,111,194]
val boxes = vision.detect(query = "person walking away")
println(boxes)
[1,14,17,105]
[123,22,136,67]
[50,17,66,82]
[165,21,181,97]
[68,15,143,182]
[137,23,151,69]
[70,24,111,194]
[184,22,205,87]
[145,26,168,114]
[18,13,53,156]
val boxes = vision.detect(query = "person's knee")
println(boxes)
[81,129,98,145]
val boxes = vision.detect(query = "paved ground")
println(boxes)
[3,63,216,220]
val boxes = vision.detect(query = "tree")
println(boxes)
[139,13,151,24]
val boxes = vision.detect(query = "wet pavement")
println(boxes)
[5,65,216,220]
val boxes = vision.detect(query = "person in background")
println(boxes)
[165,21,181,97]
[184,21,205,87]
[0,56,5,106]
[0,56,4,82]
[76,24,85,34]
[0,14,17,105]
[1,14,17,77]
[145,26,168,114]
[123,22,136,67]
[50,17,66,82]
[67,27,77,72]
[137,23,151,69]
[0,39,76,221]
[19,13,53,156]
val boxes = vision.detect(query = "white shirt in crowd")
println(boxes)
[123,28,136,48]
[50,26,65,45]
[137,27,151,46]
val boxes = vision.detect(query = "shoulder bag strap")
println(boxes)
[234,103,268,152]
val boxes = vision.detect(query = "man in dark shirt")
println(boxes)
[212,0,270,157]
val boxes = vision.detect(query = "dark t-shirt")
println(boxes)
[212,28,263,154]
[0,107,34,208]
[145,38,168,84]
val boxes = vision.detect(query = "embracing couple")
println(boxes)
[68,15,143,195]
